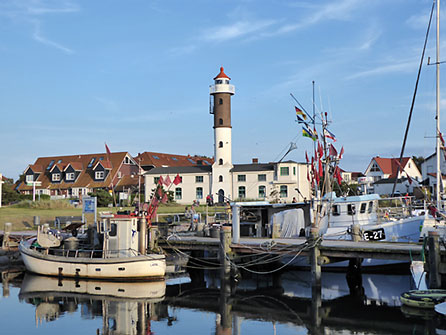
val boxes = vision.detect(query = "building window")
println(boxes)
[238,186,246,199]
[293,167,296,175]
[175,187,182,200]
[219,118,223,125]
[258,185,266,198]
[280,167,289,176]
[219,159,223,165]
[280,185,288,198]
[195,176,204,183]
[258,174,266,182]
[66,172,75,181]
[237,175,246,182]
[52,173,61,182]
[219,98,223,105]
[370,163,380,172]
[95,171,105,180]
[154,177,160,184]
[196,187,203,199]
[219,175,223,182]
[219,141,223,148]
[26,174,34,183]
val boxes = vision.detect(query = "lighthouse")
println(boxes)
[210,67,235,203]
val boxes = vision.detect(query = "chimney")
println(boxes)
[252,158,258,164]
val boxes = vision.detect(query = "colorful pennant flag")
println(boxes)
[323,128,337,142]
[295,106,307,120]
[302,126,317,141]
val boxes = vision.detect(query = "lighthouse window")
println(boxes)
[219,98,223,105]
[219,175,223,182]
[216,80,223,84]
[219,118,223,125]
[219,141,223,148]
[219,159,223,165]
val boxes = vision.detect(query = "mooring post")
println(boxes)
[351,224,361,242]
[219,277,233,334]
[231,204,240,244]
[2,222,11,249]
[149,225,158,252]
[220,225,232,280]
[428,230,441,289]
[138,217,147,255]
[309,227,321,288]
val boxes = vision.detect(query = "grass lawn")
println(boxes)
[0,203,227,231]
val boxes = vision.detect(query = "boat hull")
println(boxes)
[19,240,166,280]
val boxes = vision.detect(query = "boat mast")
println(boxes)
[436,0,441,209]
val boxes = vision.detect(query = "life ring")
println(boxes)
[400,289,446,309]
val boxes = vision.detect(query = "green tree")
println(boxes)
[1,177,20,205]
[88,189,113,207]
[412,156,424,172]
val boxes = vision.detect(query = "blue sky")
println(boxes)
[0,0,445,180]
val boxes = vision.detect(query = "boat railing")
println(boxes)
[30,244,142,259]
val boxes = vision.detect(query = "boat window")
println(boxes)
[347,204,356,215]
[360,203,367,214]
[109,223,117,236]
[368,201,374,213]
[332,205,340,216]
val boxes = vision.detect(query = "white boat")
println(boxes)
[19,214,166,280]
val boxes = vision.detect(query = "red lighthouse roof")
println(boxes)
[214,67,231,80]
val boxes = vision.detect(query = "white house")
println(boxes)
[362,156,422,195]
[420,150,446,197]
[144,68,311,205]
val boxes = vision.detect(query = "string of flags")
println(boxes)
[146,173,182,222]
[305,143,345,187]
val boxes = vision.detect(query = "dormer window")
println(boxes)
[66,172,75,181]
[26,174,34,183]
[95,171,105,180]
[52,173,61,182]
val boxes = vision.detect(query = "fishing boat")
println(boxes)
[19,213,166,280]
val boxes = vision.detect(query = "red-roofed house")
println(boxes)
[363,156,422,195]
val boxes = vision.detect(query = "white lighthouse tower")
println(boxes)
[210,67,235,203]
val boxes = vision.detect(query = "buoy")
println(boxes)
[400,289,446,309]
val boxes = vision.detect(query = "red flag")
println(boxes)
[161,193,168,204]
[318,157,323,177]
[173,174,181,185]
[158,175,164,185]
[329,144,337,157]
[150,206,158,221]
[334,166,342,184]
[157,187,163,197]
[305,151,309,164]
[440,132,445,147]
[152,196,159,208]
[318,141,323,159]
[307,168,310,181]
[163,175,171,186]
[338,146,344,160]
[105,143,111,161]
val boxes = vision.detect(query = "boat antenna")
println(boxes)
[391,0,435,197]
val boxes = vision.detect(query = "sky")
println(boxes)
[0,0,445,180]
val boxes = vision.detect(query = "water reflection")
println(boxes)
[4,268,446,334]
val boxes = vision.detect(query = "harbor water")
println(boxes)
[0,268,445,335]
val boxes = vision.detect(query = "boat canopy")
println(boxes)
[322,192,380,203]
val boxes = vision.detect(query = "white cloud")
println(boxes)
[345,60,418,80]
[202,19,276,42]
[32,20,74,54]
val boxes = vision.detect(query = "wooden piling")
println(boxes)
[220,225,232,279]
[309,227,321,288]
[138,218,147,255]
[428,231,441,289]
[351,224,361,242]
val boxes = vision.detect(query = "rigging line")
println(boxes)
[392,0,435,196]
